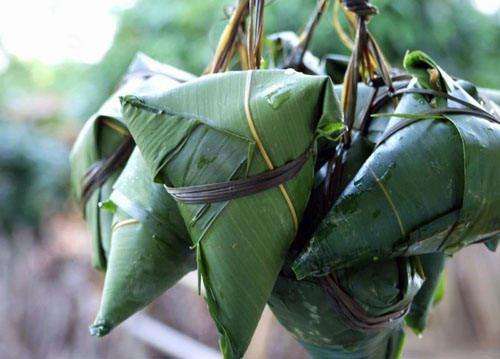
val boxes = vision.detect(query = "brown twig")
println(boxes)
[287,0,330,69]
[208,0,250,74]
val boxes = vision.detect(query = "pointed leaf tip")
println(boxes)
[89,321,111,337]
[405,315,426,336]
[403,50,435,71]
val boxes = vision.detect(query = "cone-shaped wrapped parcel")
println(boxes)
[90,149,195,337]
[270,258,422,359]
[270,83,422,358]
[293,75,409,258]
[121,69,341,358]
[293,51,500,277]
[70,53,193,270]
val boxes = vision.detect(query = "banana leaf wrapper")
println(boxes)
[300,328,405,359]
[293,51,500,277]
[264,37,401,165]
[405,252,446,335]
[479,87,500,107]
[269,258,421,359]
[479,96,500,251]
[90,149,195,337]
[313,79,409,175]
[70,114,127,271]
[70,53,191,270]
[121,69,341,358]
[272,85,417,358]
[323,54,350,84]
[295,79,405,254]
[460,82,500,252]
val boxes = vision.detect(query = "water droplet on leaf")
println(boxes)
[265,83,292,109]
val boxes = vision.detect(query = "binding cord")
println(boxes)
[310,1,415,331]
[81,135,134,208]
[340,0,393,144]
[323,0,393,210]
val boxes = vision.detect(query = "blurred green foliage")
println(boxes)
[0,0,498,231]
[1,0,499,123]
[0,120,69,235]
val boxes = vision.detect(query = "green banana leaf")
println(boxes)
[314,78,410,176]
[90,149,195,337]
[293,51,500,277]
[479,87,500,107]
[460,82,499,252]
[480,96,500,252]
[269,257,421,359]
[70,53,191,270]
[323,54,350,83]
[292,79,403,259]
[121,69,342,358]
[405,253,446,335]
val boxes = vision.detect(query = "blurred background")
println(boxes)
[0,0,499,358]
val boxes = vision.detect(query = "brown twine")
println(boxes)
[339,0,393,146]
[324,0,394,206]
[319,83,500,331]
[321,2,413,327]
[164,148,311,205]
[247,0,265,69]
[375,87,500,148]
[320,273,409,331]
[341,0,377,17]
[81,135,134,207]
[208,0,250,74]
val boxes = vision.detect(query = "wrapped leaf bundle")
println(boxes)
[293,51,500,277]
[90,149,195,336]
[70,53,193,270]
[121,69,341,358]
[269,257,422,359]
[292,78,405,257]
[270,79,422,358]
